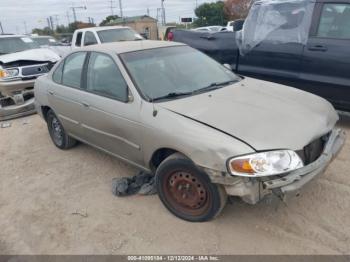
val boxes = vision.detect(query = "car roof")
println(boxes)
[75,26,131,32]
[79,40,186,54]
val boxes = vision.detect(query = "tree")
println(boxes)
[224,0,252,20]
[100,15,120,26]
[193,1,228,27]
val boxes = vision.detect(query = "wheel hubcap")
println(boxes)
[51,117,63,145]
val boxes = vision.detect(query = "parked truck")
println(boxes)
[173,0,350,112]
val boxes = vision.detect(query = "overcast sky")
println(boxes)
[0,0,216,34]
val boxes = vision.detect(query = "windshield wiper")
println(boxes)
[194,80,237,94]
[150,91,193,102]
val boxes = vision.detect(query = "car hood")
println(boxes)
[0,48,60,64]
[159,77,339,151]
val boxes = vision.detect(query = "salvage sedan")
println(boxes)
[34,41,345,222]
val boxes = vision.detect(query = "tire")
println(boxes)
[156,153,227,222]
[46,109,77,150]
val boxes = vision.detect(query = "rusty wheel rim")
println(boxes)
[163,171,211,216]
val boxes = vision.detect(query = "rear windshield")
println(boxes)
[0,37,40,55]
[97,28,142,43]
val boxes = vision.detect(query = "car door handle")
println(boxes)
[308,45,328,52]
[81,102,90,108]
[48,91,54,95]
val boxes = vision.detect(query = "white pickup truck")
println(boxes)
[71,26,143,48]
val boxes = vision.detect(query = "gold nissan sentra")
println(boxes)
[34,40,345,222]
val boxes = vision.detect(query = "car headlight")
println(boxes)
[0,68,19,79]
[228,150,303,177]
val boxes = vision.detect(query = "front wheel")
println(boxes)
[46,109,77,150]
[156,153,227,222]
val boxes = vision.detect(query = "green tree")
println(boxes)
[100,15,120,26]
[193,1,228,27]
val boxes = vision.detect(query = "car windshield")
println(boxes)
[0,37,40,55]
[32,37,58,46]
[97,28,143,43]
[120,46,240,101]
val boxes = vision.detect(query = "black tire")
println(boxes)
[156,153,227,222]
[46,109,77,150]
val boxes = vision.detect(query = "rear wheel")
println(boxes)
[156,153,227,222]
[46,110,77,150]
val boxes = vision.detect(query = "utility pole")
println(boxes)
[23,21,28,34]
[109,0,116,16]
[161,0,166,25]
[119,0,123,18]
[147,7,150,16]
[49,16,54,31]
[66,11,71,25]
[54,15,60,29]
[0,22,4,34]
[70,6,87,23]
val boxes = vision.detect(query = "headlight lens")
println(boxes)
[228,150,303,177]
[0,68,19,79]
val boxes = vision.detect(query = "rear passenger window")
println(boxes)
[84,31,98,46]
[52,61,64,84]
[317,3,350,39]
[86,52,128,102]
[62,52,86,89]
[75,32,83,47]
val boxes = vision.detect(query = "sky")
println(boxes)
[0,0,216,34]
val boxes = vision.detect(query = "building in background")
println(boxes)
[108,15,158,40]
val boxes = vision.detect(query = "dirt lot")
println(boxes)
[0,114,349,255]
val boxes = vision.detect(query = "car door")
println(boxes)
[48,52,88,139]
[237,1,312,86]
[79,51,144,167]
[300,0,350,111]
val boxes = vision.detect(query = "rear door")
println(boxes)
[79,52,144,167]
[300,0,350,111]
[48,52,88,139]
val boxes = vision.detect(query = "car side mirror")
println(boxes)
[223,64,232,70]
[128,90,134,103]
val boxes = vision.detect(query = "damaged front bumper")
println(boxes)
[216,128,346,204]
[0,79,36,121]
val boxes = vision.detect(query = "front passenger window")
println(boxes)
[86,53,128,102]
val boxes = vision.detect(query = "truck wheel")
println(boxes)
[156,153,227,222]
[46,110,77,150]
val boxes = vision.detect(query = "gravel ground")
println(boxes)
[0,114,349,255]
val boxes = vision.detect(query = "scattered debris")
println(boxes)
[1,122,11,128]
[71,209,88,218]
[112,171,157,197]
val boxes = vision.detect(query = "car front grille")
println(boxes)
[21,64,50,76]
[297,132,331,165]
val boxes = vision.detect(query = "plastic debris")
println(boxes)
[1,122,11,128]
[112,171,156,197]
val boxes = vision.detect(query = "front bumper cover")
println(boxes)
[263,128,345,197]
[222,128,345,204]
